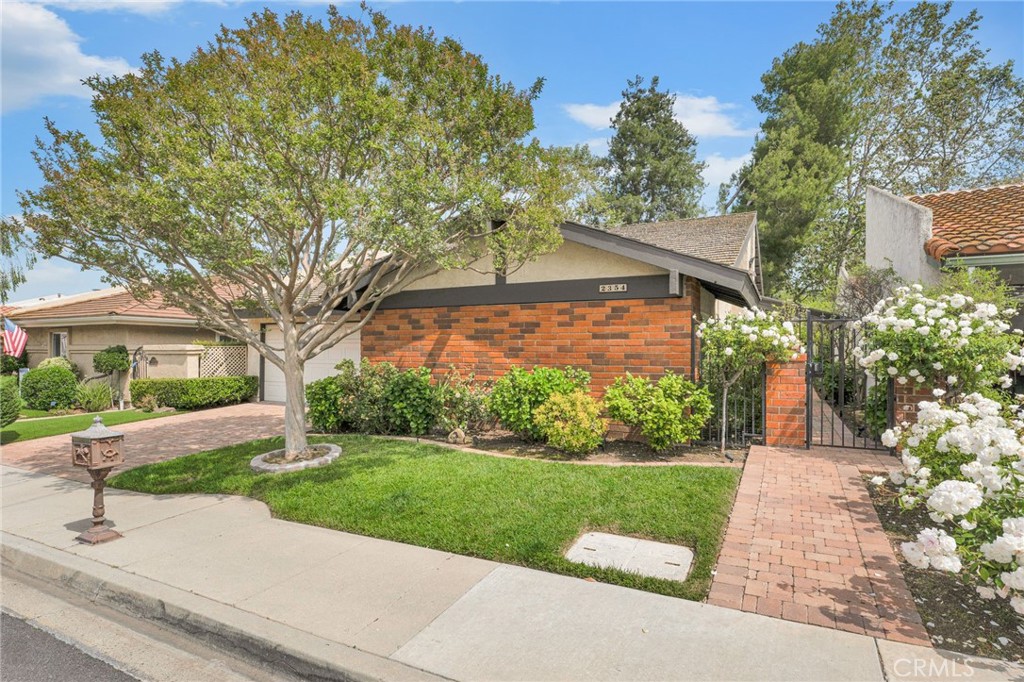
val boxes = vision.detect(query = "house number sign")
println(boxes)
[599,283,628,293]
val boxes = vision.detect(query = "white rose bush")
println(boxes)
[854,284,1023,396]
[880,393,1024,615]
[698,308,803,452]
[857,283,1024,617]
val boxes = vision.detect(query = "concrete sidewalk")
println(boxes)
[1,464,1019,682]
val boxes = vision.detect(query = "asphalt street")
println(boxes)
[1,612,137,682]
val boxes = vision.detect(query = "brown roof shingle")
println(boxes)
[909,184,1024,260]
[606,212,757,268]
[11,288,198,323]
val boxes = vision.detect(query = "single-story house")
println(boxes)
[248,213,762,399]
[9,288,220,397]
[865,184,1024,324]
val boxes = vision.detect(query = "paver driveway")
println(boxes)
[1,403,285,483]
[708,445,930,646]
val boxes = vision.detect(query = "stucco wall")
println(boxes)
[398,240,665,292]
[865,186,942,286]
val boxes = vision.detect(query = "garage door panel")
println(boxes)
[261,329,360,403]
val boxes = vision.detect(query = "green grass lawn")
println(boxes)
[18,408,52,419]
[110,435,740,600]
[1,410,179,445]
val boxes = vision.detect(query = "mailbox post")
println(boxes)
[70,416,125,545]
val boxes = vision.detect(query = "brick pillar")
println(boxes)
[765,354,807,448]
[893,382,934,426]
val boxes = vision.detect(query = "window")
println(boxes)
[50,331,68,358]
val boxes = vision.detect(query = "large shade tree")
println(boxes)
[722,0,1024,300]
[6,7,578,457]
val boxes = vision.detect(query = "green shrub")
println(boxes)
[604,372,713,452]
[533,390,606,455]
[21,365,78,411]
[0,376,19,427]
[38,356,80,378]
[77,381,113,412]
[385,367,438,436]
[129,376,257,410]
[435,368,490,434]
[307,360,442,436]
[1,350,27,375]
[488,366,590,441]
[92,345,130,374]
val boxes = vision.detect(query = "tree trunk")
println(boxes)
[282,333,308,460]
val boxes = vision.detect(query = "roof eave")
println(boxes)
[560,222,761,307]
[13,314,201,328]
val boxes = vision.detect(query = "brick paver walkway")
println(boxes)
[708,445,930,646]
[1,403,284,483]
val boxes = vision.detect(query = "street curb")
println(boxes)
[1,532,448,682]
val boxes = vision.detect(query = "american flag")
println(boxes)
[2,318,27,359]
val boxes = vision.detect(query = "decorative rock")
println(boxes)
[250,443,342,474]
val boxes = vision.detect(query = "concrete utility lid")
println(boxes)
[565,532,694,582]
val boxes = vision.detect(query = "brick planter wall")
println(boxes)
[893,382,934,426]
[362,293,697,391]
[765,354,807,448]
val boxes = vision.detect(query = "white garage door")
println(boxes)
[261,328,361,403]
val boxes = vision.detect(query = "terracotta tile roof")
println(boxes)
[11,288,198,323]
[606,212,757,268]
[908,184,1024,260]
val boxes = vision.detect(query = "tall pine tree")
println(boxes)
[604,76,706,224]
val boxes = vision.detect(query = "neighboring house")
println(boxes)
[865,184,1024,318]
[263,213,761,397]
[9,288,220,398]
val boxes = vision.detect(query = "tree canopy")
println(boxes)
[5,6,578,455]
[723,0,1024,300]
[601,76,706,225]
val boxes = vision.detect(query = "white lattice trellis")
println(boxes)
[200,345,248,377]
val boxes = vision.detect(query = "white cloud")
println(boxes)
[563,102,619,131]
[700,152,751,210]
[703,152,751,190]
[583,137,609,157]
[1,2,134,113]
[29,0,182,16]
[673,95,756,138]
[564,93,755,139]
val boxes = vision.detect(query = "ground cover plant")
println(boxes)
[0,409,178,445]
[110,435,740,601]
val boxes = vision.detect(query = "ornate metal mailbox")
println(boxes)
[69,417,125,544]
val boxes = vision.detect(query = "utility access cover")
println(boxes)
[565,532,694,582]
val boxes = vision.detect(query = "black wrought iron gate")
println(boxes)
[805,313,893,450]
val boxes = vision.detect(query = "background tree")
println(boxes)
[723,1,1024,301]
[5,7,578,458]
[603,76,706,224]
[0,224,33,304]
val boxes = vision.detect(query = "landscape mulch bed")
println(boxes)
[429,430,747,466]
[868,480,1024,663]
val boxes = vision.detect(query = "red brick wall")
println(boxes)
[361,289,697,391]
[765,354,807,448]
[893,382,934,426]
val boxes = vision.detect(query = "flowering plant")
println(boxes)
[880,393,1024,614]
[855,284,1023,397]
[698,308,803,452]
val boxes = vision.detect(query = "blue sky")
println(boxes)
[2,0,1022,302]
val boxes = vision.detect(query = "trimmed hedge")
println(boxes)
[0,376,19,427]
[129,376,257,410]
[21,365,78,411]
[93,345,130,374]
